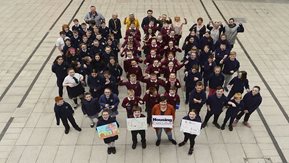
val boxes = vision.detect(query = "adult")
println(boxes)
[123,13,140,30]
[152,96,177,146]
[54,96,82,134]
[223,18,244,49]
[108,13,122,43]
[189,17,206,38]
[233,86,262,128]
[141,9,158,30]
[52,56,67,97]
[84,6,105,27]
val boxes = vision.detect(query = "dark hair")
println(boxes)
[216,86,224,91]
[84,92,91,96]
[132,106,142,112]
[195,81,203,86]
[229,18,235,22]
[253,86,261,91]
[240,71,247,81]
[148,87,157,94]
[53,55,63,64]
[197,17,203,22]
[73,18,79,22]
[191,65,199,71]
[102,108,111,115]
[59,31,65,35]
[160,96,167,102]
[147,9,153,13]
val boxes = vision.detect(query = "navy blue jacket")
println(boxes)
[222,58,240,75]
[206,94,228,114]
[96,116,119,143]
[99,93,120,112]
[184,71,202,89]
[189,89,206,110]
[243,91,262,113]
[214,48,229,65]
[87,74,105,91]
[225,99,244,117]
[52,63,68,82]
[184,58,199,72]
[54,102,74,125]
[229,77,249,93]
[82,98,101,116]
[208,73,224,89]
[203,61,216,78]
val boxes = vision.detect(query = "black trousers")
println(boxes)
[61,115,80,131]
[146,106,152,124]
[183,133,197,148]
[57,79,64,97]
[131,130,146,144]
[236,111,253,122]
[203,111,221,124]
[223,113,236,126]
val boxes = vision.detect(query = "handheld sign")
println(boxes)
[152,115,173,128]
[127,117,147,131]
[96,122,119,139]
[180,119,201,135]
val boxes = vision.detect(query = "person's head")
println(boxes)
[131,60,137,67]
[102,108,110,120]
[62,24,69,32]
[148,21,155,27]
[54,55,64,65]
[168,61,174,68]
[151,39,157,45]
[59,31,65,38]
[213,21,221,28]
[73,30,79,37]
[132,106,142,117]
[82,35,88,43]
[169,30,175,37]
[252,86,261,96]
[229,51,236,60]
[90,6,96,13]
[94,53,101,61]
[129,13,135,19]
[112,13,118,19]
[215,87,224,98]
[167,52,174,59]
[126,50,133,58]
[204,31,210,37]
[67,47,76,56]
[105,46,112,53]
[195,81,204,92]
[233,93,242,103]
[84,92,92,101]
[174,16,180,22]
[214,66,221,75]
[91,69,98,77]
[238,71,247,80]
[169,86,176,95]
[80,44,87,51]
[220,43,226,50]
[148,87,157,96]
[109,57,116,65]
[228,18,235,25]
[103,71,111,78]
[169,73,176,80]
[191,65,199,73]
[67,68,75,76]
[208,55,214,63]
[147,9,153,17]
[204,45,210,52]
[150,73,157,81]
[81,23,87,29]
[101,20,106,27]
[188,110,197,120]
[197,17,203,25]
[189,36,195,43]
[168,41,174,47]
[55,96,64,105]
[129,74,137,82]
[127,89,135,98]
[73,18,79,25]
[162,14,167,20]
[159,96,168,110]
[150,49,156,55]
[153,60,159,66]
[190,52,197,60]
[104,88,112,97]
[220,34,227,40]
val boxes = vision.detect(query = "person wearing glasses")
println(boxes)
[99,88,120,117]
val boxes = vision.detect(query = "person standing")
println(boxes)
[152,96,177,146]
[84,6,105,27]
[108,13,122,44]
[223,18,244,49]
[62,68,85,109]
[82,92,101,128]
[99,88,120,117]
[178,110,201,155]
[202,87,227,129]
[54,96,82,134]
[141,9,158,30]
[188,81,206,114]
[233,86,262,128]
[52,56,67,97]
[96,109,119,154]
[227,71,250,100]
[124,13,140,30]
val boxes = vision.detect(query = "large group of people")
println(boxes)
[52,6,262,155]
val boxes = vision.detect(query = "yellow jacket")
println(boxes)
[124,17,140,30]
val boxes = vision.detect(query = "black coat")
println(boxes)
[243,92,262,113]
[82,98,101,116]
[54,102,74,125]
[108,18,122,39]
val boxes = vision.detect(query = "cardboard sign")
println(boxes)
[180,119,201,135]
[96,122,119,139]
[126,117,147,131]
[152,115,173,128]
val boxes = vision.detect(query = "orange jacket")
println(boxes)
[152,104,175,120]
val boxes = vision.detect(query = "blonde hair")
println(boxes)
[233,93,242,100]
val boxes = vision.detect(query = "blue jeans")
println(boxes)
[156,128,173,140]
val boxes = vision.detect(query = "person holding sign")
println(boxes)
[128,106,147,149]
[152,96,177,146]
[96,109,119,154]
[179,110,201,155]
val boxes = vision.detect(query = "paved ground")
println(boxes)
[0,0,288,162]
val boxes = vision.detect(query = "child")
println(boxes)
[227,71,249,100]
[184,65,202,104]
[164,86,180,110]
[129,106,147,149]
[141,72,165,91]
[178,110,201,155]
[96,109,119,154]
[222,51,240,91]
[99,88,120,117]
[82,92,101,127]
[52,56,68,97]
[188,81,206,114]
[202,55,216,88]
[221,93,244,131]
[143,87,160,124]
[164,73,181,93]
[119,74,142,97]
[87,69,105,99]
[121,89,144,117]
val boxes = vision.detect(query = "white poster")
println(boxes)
[126,118,147,131]
[152,115,173,128]
[180,119,201,135]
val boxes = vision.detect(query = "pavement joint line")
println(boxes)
[200,0,288,162]
[0,0,73,102]
[0,117,14,141]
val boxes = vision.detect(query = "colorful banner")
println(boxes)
[126,117,147,131]
[180,119,201,135]
[152,115,173,128]
[96,122,119,139]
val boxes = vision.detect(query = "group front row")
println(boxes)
[54,85,262,155]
